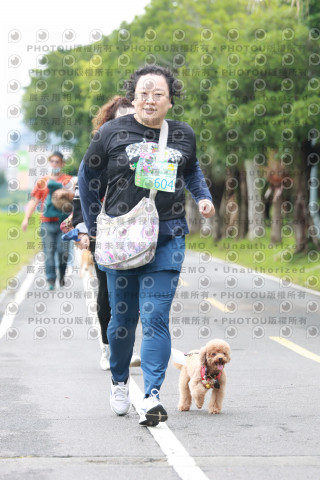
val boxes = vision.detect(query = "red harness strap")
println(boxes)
[201,365,222,389]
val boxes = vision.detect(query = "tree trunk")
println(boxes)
[293,190,308,252]
[221,167,239,238]
[308,164,320,247]
[270,190,283,244]
[210,180,225,241]
[211,210,222,241]
[185,193,201,235]
[239,168,248,238]
[244,159,264,240]
[219,189,227,237]
[293,145,310,253]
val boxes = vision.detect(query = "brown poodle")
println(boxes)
[174,339,231,414]
[80,250,95,278]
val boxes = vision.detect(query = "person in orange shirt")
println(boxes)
[21,151,74,290]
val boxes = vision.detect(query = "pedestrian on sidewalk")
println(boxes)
[21,151,74,290]
[78,65,215,426]
[71,96,141,371]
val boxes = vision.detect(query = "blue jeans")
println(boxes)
[40,222,70,282]
[106,270,180,395]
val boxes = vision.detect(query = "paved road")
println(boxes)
[0,248,320,480]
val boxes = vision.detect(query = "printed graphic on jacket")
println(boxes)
[126,140,181,193]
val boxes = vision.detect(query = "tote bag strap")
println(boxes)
[101,119,169,208]
[149,119,168,201]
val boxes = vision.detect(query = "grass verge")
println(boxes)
[0,212,41,292]
[186,228,320,292]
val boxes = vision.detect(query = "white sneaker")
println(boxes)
[100,344,110,371]
[139,389,168,427]
[130,352,141,367]
[110,379,131,416]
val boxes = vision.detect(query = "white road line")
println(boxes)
[81,250,209,480]
[129,379,210,480]
[0,263,36,340]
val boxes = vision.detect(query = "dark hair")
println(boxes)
[92,96,133,132]
[124,65,181,105]
[49,151,64,161]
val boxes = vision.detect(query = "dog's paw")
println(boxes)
[208,406,221,414]
[178,404,190,411]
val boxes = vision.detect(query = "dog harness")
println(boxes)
[201,365,222,389]
[184,352,223,389]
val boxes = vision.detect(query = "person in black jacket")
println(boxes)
[78,65,215,426]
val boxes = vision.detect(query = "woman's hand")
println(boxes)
[198,199,215,218]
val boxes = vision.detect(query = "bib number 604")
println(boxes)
[154,177,174,191]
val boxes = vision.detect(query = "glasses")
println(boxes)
[135,92,168,102]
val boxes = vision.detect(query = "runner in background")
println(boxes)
[21,151,74,290]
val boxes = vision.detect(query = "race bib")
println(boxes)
[135,145,178,193]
